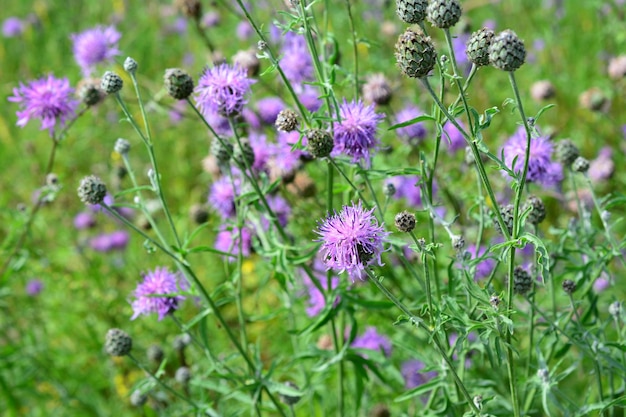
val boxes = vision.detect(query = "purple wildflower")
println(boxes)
[109,230,130,250]
[248,133,272,172]
[236,21,253,40]
[8,74,78,136]
[130,267,187,321]
[465,244,496,281]
[195,63,255,117]
[593,272,611,294]
[26,279,44,296]
[502,127,563,187]
[70,25,121,76]
[589,147,614,182]
[452,32,471,72]
[395,105,427,145]
[333,99,384,166]
[299,85,322,112]
[351,327,392,357]
[204,110,233,136]
[2,17,24,37]
[201,11,220,28]
[401,360,437,390]
[256,97,285,125]
[443,120,466,153]
[301,259,340,317]
[74,211,97,230]
[281,32,314,84]
[208,176,240,219]
[242,108,262,131]
[316,201,388,281]
[90,234,114,252]
[214,225,254,261]
[264,194,292,228]
[385,176,431,207]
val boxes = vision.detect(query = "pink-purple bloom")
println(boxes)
[70,25,121,76]
[301,259,340,316]
[214,225,254,261]
[8,74,78,136]
[443,120,466,153]
[351,327,392,357]
[280,32,314,85]
[333,99,384,166]
[395,105,427,145]
[401,360,437,390]
[130,267,187,320]
[208,176,240,219]
[26,279,44,296]
[256,96,285,125]
[2,17,24,37]
[74,211,97,230]
[502,127,563,187]
[195,63,255,117]
[316,201,388,281]
[465,244,496,281]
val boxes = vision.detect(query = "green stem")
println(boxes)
[344,0,359,99]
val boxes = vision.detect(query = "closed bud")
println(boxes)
[124,57,138,75]
[105,328,132,356]
[275,109,299,132]
[489,30,526,72]
[164,68,194,100]
[395,28,437,79]
[426,0,462,29]
[513,266,532,295]
[395,211,416,232]
[572,156,590,173]
[466,28,495,67]
[396,0,428,24]
[306,129,334,158]
[78,175,107,205]
[101,71,123,94]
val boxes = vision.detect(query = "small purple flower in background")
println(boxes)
[333,99,384,166]
[264,194,292,228]
[195,63,255,117]
[401,360,437,390]
[74,212,97,230]
[130,267,187,321]
[242,108,262,132]
[280,32,314,85]
[208,176,241,219]
[316,201,388,281]
[443,120,466,153]
[301,259,340,317]
[593,272,611,294]
[70,25,121,76]
[395,105,427,146]
[502,127,563,187]
[385,176,434,207]
[236,21,253,40]
[351,327,392,357]
[248,133,272,172]
[201,11,220,28]
[256,97,285,125]
[452,32,471,72]
[589,147,614,182]
[26,279,44,296]
[109,230,130,250]
[204,110,233,136]
[214,225,254,261]
[8,74,78,136]
[464,244,496,281]
[2,17,24,37]
[89,231,129,252]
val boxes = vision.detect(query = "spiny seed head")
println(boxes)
[396,0,428,24]
[572,156,590,173]
[523,195,546,226]
[233,138,255,167]
[124,57,138,75]
[46,173,59,186]
[114,138,131,155]
[555,139,580,166]
[77,175,107,205]
[175,366,191,384]
[395,211,416,232]
[211,138,233,164]
[279,381,302,406]
[489,30,526,72]
[562,279,576,295]
[490,295,501,309]
[466,28,495,67]
[395,28,437,79]
[164,68,194,100]
[101,71,123,94]
[513,266,532,295]
[275,109,299,132]
[77,78,105,106]
[495,204,514,236]
[306,129,334,158]
[426,0,462,29]
[105,328,132,356]
[146,344,164,363]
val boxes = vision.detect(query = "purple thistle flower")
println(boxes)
[242,108,262,131]
[208,176,240,219]
[299,85,322,112]
[281,32,314,85]
[452,32,471,72]
[195,63,255,117]
[70,25,121,76]
[74,211,97,230]
[130,267,187,321]
[316,201,388,281]
[351,327,392,357]
[395,105,427,145]
[236,21,253,40]
[465,244,496,281]
[89,233,114,252]
[248,133,272,172]
[443,120,466,153]
[301,259,340,317]
[502,127,563,187]
[214,225,254,261]
[25,279,44,296]
[333,99,384,166]
[263,194,292,228]
[201,11,220,28]
[8,74,78,136]
[2,17,24,37]
[589,147,614,182]
[109,230,130,250]
[256,96,285,125]
[401,360,437,390]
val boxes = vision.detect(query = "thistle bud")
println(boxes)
[306,129,334,158]
[105,328,132,356]
[101,71,123,94]
[164,68,194,100]
[426,0,462,29]
[489,30,526,72]
[395,211,416,232]
[395,28,437,78]
[77,175,107,205]
[466,28,495,67]
[396,0,428,24]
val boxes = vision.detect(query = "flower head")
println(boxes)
[2,17,24,37]
[8,74,78,136]
[281,32,314,85]
[395,105,427,145]
[195,63,255,117]
[333,99,384,166]
[71,25,121,76]
[502,127,563,187]
[130,267,187,321]
[208,176,241,219]
[214,225,254,261]
[401,359,437,389]
[316,201,388,281]
[26,279,44,296]
[351,327,392,357]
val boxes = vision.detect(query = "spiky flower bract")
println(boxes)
[502,126,563,187]
[333,99,384,166]
[8,74,78,136]
[195,63,255,117]
[316,201,388,281]
[130,267,187,321]
[70,25,121,76]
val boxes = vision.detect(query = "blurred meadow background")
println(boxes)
[1,0,626,416]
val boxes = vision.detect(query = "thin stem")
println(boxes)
[344,0,359,99]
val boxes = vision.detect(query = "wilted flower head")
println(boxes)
[351,327,392,357]
[315,201,388,281]
[8,74,78,136]
[71,25,121,76]
[502,126,563,187]
[195,63,255,117]
[130,267,187,321]
[333,99,384,166]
